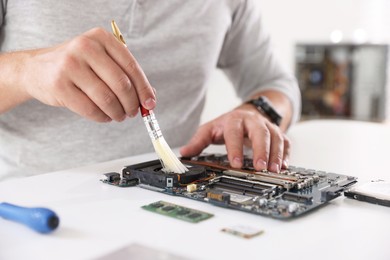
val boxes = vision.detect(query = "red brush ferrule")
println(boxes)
[140,106,150,117]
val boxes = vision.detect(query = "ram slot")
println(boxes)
[219,175,277,189]
[246,174,296,190]
[252,171,300,182]
[182,159,299,183]
[222,170,296,190]
[211,176,277,197]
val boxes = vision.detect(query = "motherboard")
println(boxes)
[102,154,357,219]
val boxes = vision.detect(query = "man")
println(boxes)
[0,0,300,181]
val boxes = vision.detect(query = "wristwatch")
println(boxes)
[246,96,282,126]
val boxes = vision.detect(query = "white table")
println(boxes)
[0,120,389,260]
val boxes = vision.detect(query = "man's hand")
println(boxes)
[180,103,291,173]
[0,27,156,121]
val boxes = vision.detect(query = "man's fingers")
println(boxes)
[70,64,126,122]
[267,122,284,173]
[180,124,214,157]
[122,58,156,110]
[246,119,270,171]
[282,134,291,169]
[81,46,139,118]
[223,116,244,168]
[59,83,111,123]
[86,28,156,110]
[181,105,288,173]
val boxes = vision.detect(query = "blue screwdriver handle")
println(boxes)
[0,202,59,233]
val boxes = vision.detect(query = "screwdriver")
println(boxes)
[0,202,59,233]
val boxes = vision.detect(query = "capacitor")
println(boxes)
[288,203,298,213]
[186,184,197,193]
[258,198,267,207]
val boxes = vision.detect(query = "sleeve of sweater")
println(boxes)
[217,0,301,124]
[0,0,5,27]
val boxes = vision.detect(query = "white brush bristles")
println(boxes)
[152,137,188,173]
[143,111,188,174]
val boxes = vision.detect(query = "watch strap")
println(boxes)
[246,96,282,126]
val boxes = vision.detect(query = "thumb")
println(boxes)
[180,124,213,157]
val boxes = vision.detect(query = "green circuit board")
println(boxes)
[142,200,213,223]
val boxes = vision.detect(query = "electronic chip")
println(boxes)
[150,202,164,208]
[176,209,190,215]
[142,201,213,223]
[187,213,201,219]
[221,225,264,239]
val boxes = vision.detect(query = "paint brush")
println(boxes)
[111,20,188,173]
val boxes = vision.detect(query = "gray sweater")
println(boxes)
[0,0,300,180]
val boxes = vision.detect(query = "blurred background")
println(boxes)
[201,0,390,124]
